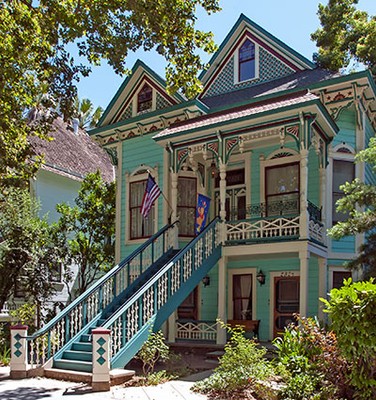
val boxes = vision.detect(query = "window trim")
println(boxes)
[177,175,197,238]
[234,37,259,84]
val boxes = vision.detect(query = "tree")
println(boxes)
[0,188,58,314]
[328,137,376,278]
[73,98,103,130]
[311,0,376,74]
[52,171,116,299]
[0,1,220,189]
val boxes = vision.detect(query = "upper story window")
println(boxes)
[137,83,152,113]
[177,177,197,237]
[265,163,300,216]
[238,39,255,82]
[332,160,355,225]
[129,179,154,239]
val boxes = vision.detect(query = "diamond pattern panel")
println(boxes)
[156,93,171,110]
[204,47,295,98]
[119,103,132,121]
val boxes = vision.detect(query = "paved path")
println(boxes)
[0,367,211,400]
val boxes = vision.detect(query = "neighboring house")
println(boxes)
[12,14,376,381]
[1,117,114,318]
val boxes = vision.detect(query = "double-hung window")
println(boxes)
[137,83,152,113]
[238,39,255,82]
[265,162,299,216]
[129,179,154,239]
[332,160,355,224]
[177,177,196,237]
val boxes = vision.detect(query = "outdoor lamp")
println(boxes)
[256,270,266,285]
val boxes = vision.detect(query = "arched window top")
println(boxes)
[238,39,255,82]
[333,143,355,155]
[137,83,152,113]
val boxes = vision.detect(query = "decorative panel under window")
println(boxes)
[177,177,197,237]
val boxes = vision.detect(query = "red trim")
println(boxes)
[11,324,28,330]
[92,328,111,335]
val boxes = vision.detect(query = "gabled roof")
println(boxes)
[98,60,185,128]
[199,14,316,95]
[30,118,114,182]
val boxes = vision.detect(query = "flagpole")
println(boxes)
[147,170,174,219]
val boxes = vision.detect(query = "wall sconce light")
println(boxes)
[202,275,210,287]
[256,270,266,286]
[210,158,217,178]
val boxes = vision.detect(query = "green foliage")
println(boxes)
[10,303,37,328]
[144,370,177,386]
[73,97,103,130]
[322,279,376,399]
[311,0,376,74]
[193,320,273,397]
[52,171,116,299]
[0,1,220,189]
[0,188,58,313]
[135,330,170,376]
[274,316,351,400]
[328,137,376,277]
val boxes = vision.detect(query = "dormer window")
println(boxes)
[137,83,152,113]
[238,39,255,82]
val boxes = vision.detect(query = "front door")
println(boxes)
[274,276,299,337]
[178,287,198,320]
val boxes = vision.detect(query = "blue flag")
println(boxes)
[195,194,211,235]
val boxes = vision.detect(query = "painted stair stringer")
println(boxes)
[52,248,179,373]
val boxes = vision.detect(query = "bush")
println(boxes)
[322,278,376,399]
[193,321,274,398]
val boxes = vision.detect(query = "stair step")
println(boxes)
[63,349,92,361]
[71,342,92,352]
[80,334,91,343]
[53,358,92,373]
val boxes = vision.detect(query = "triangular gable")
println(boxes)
[200,14,315,99]
[98,60,185,127]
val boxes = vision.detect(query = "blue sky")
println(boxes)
[76,0,376,110]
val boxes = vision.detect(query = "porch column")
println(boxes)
[319,166,327,244]
[299,250,309,317]
[10,324,28,379]
[299,149,309,239]
[318,257,328,322]
[219,162,227,221]
[168,312,176,343]
[216,256,227,344]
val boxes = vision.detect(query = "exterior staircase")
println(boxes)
[25,218,222,382]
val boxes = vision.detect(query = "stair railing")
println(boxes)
[25,221,178,368]
[103,217,222,368]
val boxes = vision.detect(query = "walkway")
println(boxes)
[0,367,211,400]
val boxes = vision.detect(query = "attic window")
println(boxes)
[137,83,152,113]
[238,39,255,82]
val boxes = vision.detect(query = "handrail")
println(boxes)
[25,221,178,366]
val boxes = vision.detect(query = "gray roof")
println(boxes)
[201,68,339,109]
[31,118,114,182]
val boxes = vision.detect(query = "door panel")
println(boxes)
[274,276,299,337]
[177,287,198,320]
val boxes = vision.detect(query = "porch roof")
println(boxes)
[153,90,335,140]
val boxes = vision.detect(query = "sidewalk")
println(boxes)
[0,367,211,400]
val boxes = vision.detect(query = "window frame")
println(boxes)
[177,175,197,238]
[234,37,259,84]
[136,83,153,114]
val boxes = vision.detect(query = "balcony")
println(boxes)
[225,199,324,245]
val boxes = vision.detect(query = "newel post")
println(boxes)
[10,324,28,379]
[92,328,111,391]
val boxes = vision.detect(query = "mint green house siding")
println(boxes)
[333,108,357,149]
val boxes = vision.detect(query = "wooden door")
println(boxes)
[177,287,198,320]
[274,276,299,337]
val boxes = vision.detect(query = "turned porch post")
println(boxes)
[219,162,227,221]
[299,149,309,239]
[299,250,309,317]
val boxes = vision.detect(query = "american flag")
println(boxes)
[140,174,161,218]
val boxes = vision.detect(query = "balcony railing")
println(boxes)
[226,200,325,245]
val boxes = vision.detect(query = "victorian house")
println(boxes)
[11,14,376,381]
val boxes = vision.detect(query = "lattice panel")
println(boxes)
[204,47,294,98]
[156,92,171,110]
[119,103,132,121]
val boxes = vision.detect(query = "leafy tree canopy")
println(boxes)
[311,0,376,74]
[328,138,376,277]
[0,0,220,188]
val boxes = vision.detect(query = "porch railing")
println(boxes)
[176,319,217,342]
[24,221,178,368]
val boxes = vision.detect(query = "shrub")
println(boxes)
[322,278,376,399]
[135,330,170,376]
[193,320,274,397]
